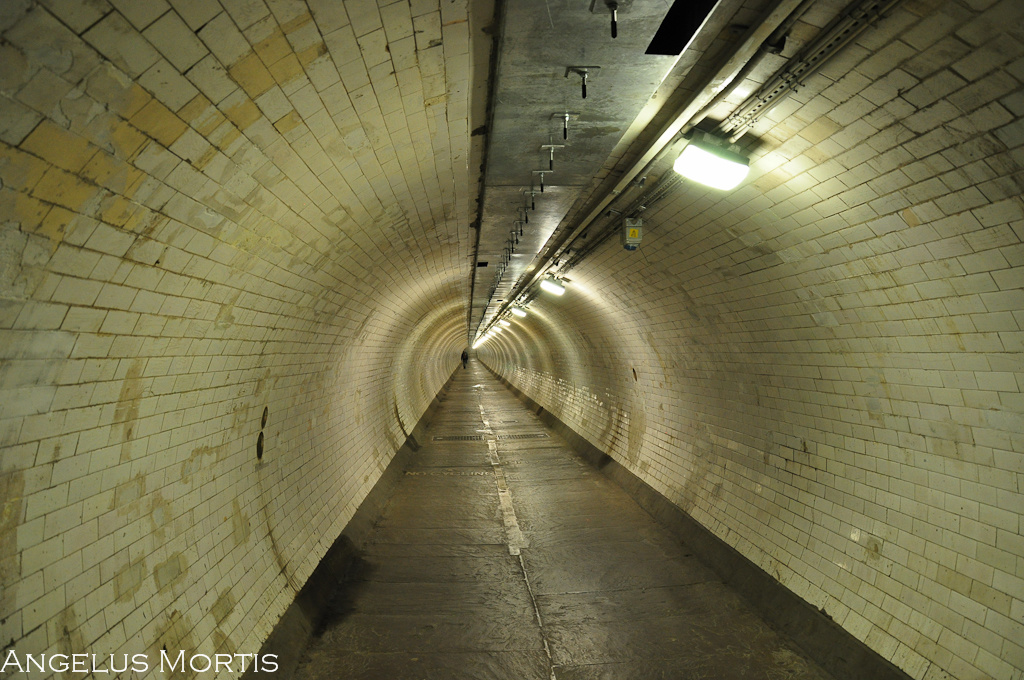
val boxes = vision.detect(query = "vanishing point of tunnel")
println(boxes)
[0,1,1022,679]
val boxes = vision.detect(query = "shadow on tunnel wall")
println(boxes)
[241,363,460,680]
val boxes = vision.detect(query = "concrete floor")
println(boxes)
[292,361,835,679]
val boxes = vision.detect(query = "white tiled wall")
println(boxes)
[1,0,471,676]
[479,1,1024,679]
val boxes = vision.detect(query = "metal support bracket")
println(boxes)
[532,170,551,193]
[553,112,580,140]
[565,66,601,99]
[589,0,632,38]
[522,189,538,210]
[540,143,565,170]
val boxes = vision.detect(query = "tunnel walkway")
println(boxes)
[292,360,835,679]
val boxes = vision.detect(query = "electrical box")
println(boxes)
[621,218,642,251]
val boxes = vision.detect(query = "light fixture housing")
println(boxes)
[499,319,511,327]
[673,131,749,190]
[540,278,565,296]
[510,307,527,317]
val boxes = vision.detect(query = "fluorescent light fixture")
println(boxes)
[540,278,565,296]
[673,132,749,190]
[472,339,485,349]
[510,307,527,317]
[493,325,503,332]
[498,320,511,327]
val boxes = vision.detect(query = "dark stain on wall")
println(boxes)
[214,629,236,656]
[257,461,301,594]
[392,398,407,438]
[181,444,219,485]
[626,394,646,468]
[0,471,24,604]
[152,610,197,680]
[154,552,188,592]
[678,422,713,513]
[211,588,237,626]
[148,490,172,539]
[114,358,145,460]
[54,604,84,659]
[113,558,147,602]
[113,473,146,513]
[232,498,251,547]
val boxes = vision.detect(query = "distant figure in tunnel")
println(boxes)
[461,349,469,368]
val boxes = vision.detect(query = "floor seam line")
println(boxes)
[518,552,558,680]
[478,395,555,679]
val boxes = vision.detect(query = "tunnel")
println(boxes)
[0,0,1022,678]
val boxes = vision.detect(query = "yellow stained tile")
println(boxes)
[269,54,304,86]
[37,205,74,252]
[177,94,211,123]
[99,195,138,228]
[130,99,188,148]
[223,98,263,131]
[282,12,313,35]
[87,69,152,119]
[208,124,240,152]
[800,116,843,145]
[803,145,831,165]
[0,143,50,192]
[121,168,147,199]
[201,109,229,136]
[0,191,49,231]
[32,166,98,212]
[107,120,149,160]
[902,207,920,228]
[82,149,146,197]
[254,28,291,66]
[192,146,219,171]
[297,43,328,68]
[20,121,97,173]
[121,205,160,235]
[228,53,276,99]
[179,95,226,137]
[119,84,154,120]
[273,111,302,135]
[80,151,123,187]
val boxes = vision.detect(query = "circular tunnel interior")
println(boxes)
[0,0,1021,678]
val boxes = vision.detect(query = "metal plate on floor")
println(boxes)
[433,435,486,441]
[496,433,549,440]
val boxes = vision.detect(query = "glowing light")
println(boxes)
[499,320,511,327]
[540,278,565,296]
[673,135,749,190]
[510,307,527,317]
